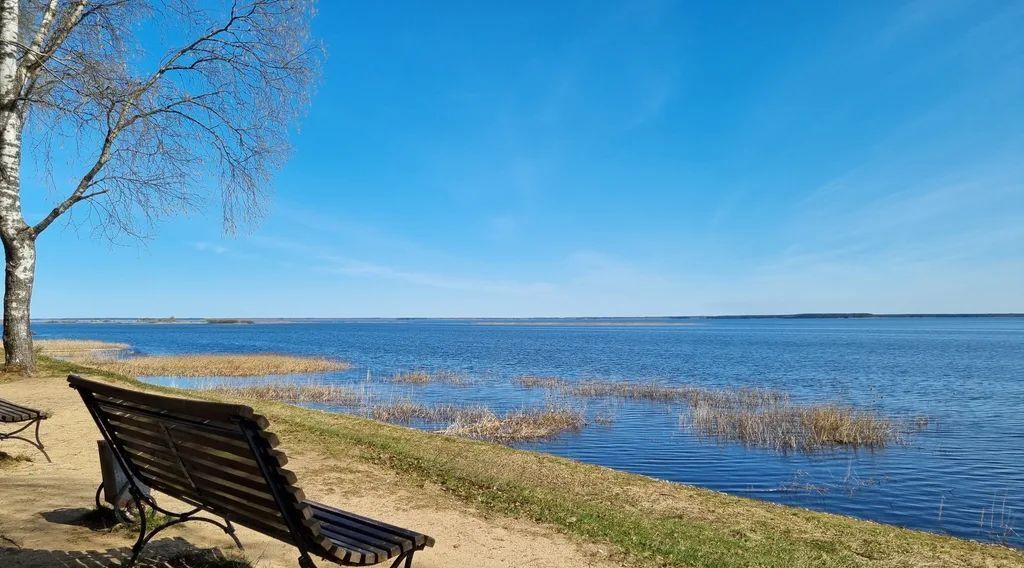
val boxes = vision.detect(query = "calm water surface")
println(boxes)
[35,317,1024,548]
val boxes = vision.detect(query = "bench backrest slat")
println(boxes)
[68,375,328,553]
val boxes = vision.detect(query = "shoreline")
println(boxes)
[33,313,1024,325]
[7,355,1020,567]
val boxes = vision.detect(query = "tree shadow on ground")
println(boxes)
[0,536,248,567]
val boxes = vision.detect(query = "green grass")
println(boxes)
[40,356,1024,568]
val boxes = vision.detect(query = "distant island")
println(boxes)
[204,318,255,324]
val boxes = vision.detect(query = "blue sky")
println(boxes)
[25,1,1024,317]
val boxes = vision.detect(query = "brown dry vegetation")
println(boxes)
[516,375,903,451]
[571,380,788,407]
[35,339,130,355]
[370,400,585,443]
[516,375,789,408]
[198,383,361,405]
[89,354,349,377]
[687,401,900,451]
[443,406,586,443]
[513,375,568,388]
[370,401,492,424]
[389,369,470,385]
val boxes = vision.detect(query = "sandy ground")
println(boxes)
[0,373,619,567]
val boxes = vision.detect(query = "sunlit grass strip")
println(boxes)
[198,383,361,405]
[35,339,130,354]
[93,354,350,377]
[388,369,470,385]
[686,402,901,451]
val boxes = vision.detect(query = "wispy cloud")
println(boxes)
[252,236,554,296]
[193,241,228,254]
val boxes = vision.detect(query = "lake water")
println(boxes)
[34,317,1024,548]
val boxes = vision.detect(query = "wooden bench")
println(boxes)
[68,375,434,568]
[0,397,50,462]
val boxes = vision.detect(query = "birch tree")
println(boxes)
[0,0,318,372]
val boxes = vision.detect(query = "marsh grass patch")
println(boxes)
[369,401,491,424]
[198,382,360,405]
[443,405,586,443]
[388,369,471,385]
[685,401,901,451]
[35,339,130,357]
[369,400,585,443]
[91,353,350,377]
[513,375,568,388]
[515,376,788,408]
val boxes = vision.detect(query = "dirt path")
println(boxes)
[0,373,619,567]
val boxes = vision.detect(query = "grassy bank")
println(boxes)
[38,356,1024,568]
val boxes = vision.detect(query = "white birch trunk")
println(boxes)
[0,0,37,372]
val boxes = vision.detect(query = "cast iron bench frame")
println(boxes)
[0,397,50,462]
[69,374,434,568]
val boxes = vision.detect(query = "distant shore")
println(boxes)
[34,313,1024,325]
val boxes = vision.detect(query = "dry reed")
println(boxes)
[388,370,470,385]
[571,381,788,408]
[94,353,350,377]
[686,401,900,451]
[369,400,585,443]
[370,401,492,424]
[443,406,586,443]
[516,375,788,409]
[199,383,360,405]
[513,375,569,388]
[35,339,129,355]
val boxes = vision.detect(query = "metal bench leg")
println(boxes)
[389,550,415,568]
[0,418,50,462]
[298,552,318,568]
[224,517,244,550]
[125,492,148,568]
[120,488,246,567]
[33,419,50,462]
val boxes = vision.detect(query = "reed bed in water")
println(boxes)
[388,370,470,385]
[370,400,585,443]
[686,401,901,451]
[199,383,361,405]
[94,354,350,377]
[572,380,788,407]
[444,406,586,443]
[35,339,129,356]
[515,375,787,408]
[370,401,492,424]
[513,375,569,388]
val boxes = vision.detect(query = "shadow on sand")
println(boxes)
[0,536,247,567]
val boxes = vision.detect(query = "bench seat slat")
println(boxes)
[309,502,433,549]
[0,398,45,422]
[125,453,295,533]
[106,421,285,496]
[311,508,415,553]
[318,523,400,558]
[118,440,287,513]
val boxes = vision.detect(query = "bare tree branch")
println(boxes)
[9,0,320,239]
